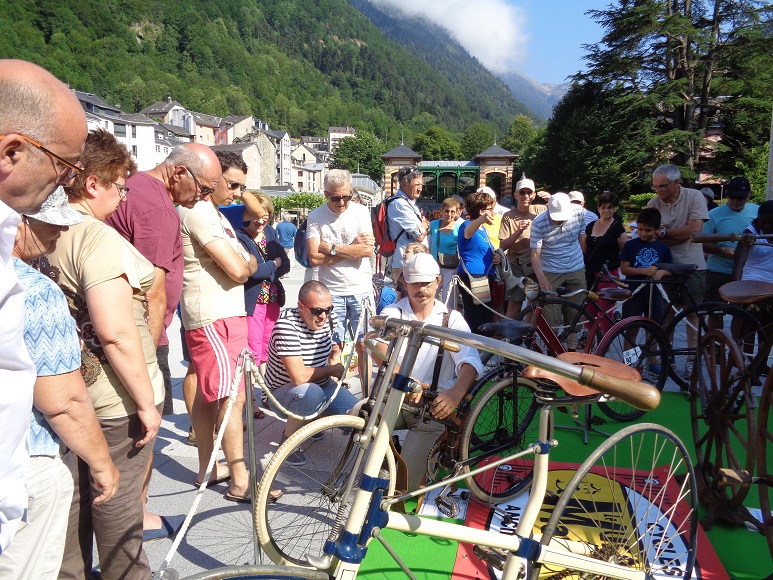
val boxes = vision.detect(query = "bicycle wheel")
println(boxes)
[758,372,773,559]
[459,375,541,503]
[529,424,697,580]
[690,329,756,511]
[516,298,601,354]
[666,302,764,392]
[255,415,396,570]
[594,317,669,422]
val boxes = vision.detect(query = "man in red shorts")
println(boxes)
[179,150,257,502]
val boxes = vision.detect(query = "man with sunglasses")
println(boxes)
[177,150,256,501]
[646,163,709,313]
[0,59,88,553]
[265,281,358,466]
[307,169,374,382]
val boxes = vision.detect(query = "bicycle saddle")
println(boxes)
[521,352,641,397]
[719,280,773,304]
[478,320,535,340]
[595,287,632,301]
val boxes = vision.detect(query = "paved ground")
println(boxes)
[136,261,693,578]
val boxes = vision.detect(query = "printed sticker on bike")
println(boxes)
[453,464,728,580]
[622,345,643,367]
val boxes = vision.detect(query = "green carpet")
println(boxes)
[357,392,771,579]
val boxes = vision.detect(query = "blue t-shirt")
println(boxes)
[703,203,758,274]
[429,218,461,259]
[619,238,673,280]
[457,222,494,276]
[275,221,298,249]
[13,259,81,457]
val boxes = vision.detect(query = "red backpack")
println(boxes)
[371,195,404,258]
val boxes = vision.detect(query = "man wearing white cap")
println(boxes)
[499,176,545,318]
[379,253,483,491]
[530,193,589,348]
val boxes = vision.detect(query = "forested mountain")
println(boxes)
[0,0,534,143]
[349,0,563,122]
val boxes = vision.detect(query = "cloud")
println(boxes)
[368,0,528,74]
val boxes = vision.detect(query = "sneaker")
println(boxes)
[310,431,324,441]
[286,449,307,466]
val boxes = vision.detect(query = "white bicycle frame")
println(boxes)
[312,315,657,580]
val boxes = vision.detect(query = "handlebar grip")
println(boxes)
[690,233,739,243]
[428,338,462,353]
[578,367,661,411]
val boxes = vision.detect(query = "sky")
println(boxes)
[368,0,611,85]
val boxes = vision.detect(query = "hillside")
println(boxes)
[498,72,570,120]
[348,0,540,125]
[0,0,533,142]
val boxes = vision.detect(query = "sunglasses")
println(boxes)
[183,167,215,196]
[301,301,334,317]
[326,192,352,203]
[224,177,247,192]
[1,133,84,183]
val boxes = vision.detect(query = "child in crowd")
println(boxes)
[619,208,673,321]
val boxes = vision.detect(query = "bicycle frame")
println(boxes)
[315,316,658,580]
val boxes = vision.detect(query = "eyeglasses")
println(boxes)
[300,301,334,317]
[112,182,130,199]
[223,177,247,192]
[516,190,533,195]
[652,179,675,191]
[184,167,215,197]
[325,192,353,203]
[1,133,84,182]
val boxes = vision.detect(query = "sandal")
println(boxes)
[254,408,265,419]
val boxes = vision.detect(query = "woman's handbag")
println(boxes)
[460,257,492,304]
[275,278,286,307]
[437,252,459,269]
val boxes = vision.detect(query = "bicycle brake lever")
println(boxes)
[306,554,334,570]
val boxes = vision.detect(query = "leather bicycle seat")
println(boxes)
[719,280,773,304]
[520,352,641,398]
[596,287,632,301]
[478,320,535,341]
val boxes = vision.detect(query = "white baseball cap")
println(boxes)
[515,177,535,193]
[568,190,585,204]
[403,253,440,283]
[548,192,572,221]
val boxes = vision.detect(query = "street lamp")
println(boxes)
[720,178,728,202]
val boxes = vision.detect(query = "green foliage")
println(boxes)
[736,142,770,204]
[500,115,537,156]
[331,131,385,182]
[460,123,493,160]
[269,192,326,214]
[412,126,462,161]
[627,192,656,207]
[0,0,534,141]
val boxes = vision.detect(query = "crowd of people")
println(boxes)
[1,58,770,579]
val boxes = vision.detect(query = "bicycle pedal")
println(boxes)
[435,495,459,518]
[472,545,506,571]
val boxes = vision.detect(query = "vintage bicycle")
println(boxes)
[255,315,697,580]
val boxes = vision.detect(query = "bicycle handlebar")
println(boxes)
[691,232,773,243]
[370,316,661,411]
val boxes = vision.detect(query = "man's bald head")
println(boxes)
[0,59,87,213]
[164,143,221,208]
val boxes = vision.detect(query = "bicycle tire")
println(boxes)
[593,317,669,421]
[459,375,541,503]
[515,298,601,355]
[690,329,756,511]
[176,565,330,579]
[757,371,773,559]
[529,423,697,580]
[255,415,396,570]
[665,302,764,392]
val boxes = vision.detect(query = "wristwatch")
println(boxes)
[330,244,337,256]
[659,228,667,239]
